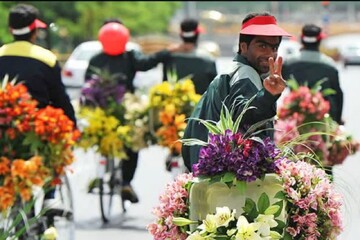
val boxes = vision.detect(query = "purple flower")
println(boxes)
[80,76,126,108]
[192,131,280,182]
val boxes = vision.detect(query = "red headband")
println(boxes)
[10,19,47,35]
[180,26,203,38]
[241,16,277,30]
[240,15,292,37]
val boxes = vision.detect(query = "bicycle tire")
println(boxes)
[52,173,75,240]
[99,157,115,223]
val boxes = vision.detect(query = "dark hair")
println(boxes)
[180,18,200,44]
[301,24,322,50]
[237,12,281,54]
[8,3,39,41]
[102,18,123,26]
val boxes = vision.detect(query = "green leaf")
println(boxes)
[242,197,256,214]
[286,77,299,90]
[209,175,222,185]
[180,138,208,146]
[283,230,293,240]
[235,180,247,194]
[172,217,197,226]
[257,192,270,214]
[264,205,280,215]
[221,172,236,184]
[219,106,228,134]
[189,117,222,134]
[272,200,284,218]
[322,88,337,96]
[233,95,257,133]
[274,191,286,200]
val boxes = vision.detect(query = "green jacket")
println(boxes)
[182,54,280,171]
[162,50,217,94]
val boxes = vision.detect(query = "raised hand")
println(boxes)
[263,56,287,96]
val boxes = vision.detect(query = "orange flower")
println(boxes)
[0,185,16,211]
[0,157,11,175]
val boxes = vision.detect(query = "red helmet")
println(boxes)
[98,22,129,55]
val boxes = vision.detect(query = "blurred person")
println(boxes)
[162,18,218,95]
[162,18,218,175]
[282,23,343,125]
[0,3,76,212]
[182,12,291,171]
[85,21,180,204]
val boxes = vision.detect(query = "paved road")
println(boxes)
[64,58,360,240]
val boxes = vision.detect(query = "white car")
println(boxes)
[61,40,141,88]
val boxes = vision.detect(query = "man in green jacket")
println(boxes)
[182,12,291,171]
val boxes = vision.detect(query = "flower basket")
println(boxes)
[188,173,287,231]
[148,98,344,240]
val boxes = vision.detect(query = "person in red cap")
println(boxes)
[282,23,343,125]
[84,21,182,204]
[182,12,291,171]
[162,18,218,95]
[0,3,76,214]
[161,18,218,175]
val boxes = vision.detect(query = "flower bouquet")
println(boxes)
[0,75,80,212]
[77,68,152,158]
[275,79,359,167]
[148,77,201,156]
[148,99,344,240]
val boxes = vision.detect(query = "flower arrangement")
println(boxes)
[148,78,200,155]
[80,67,126,110]
[186,204,282,240]
[275,79,359,167]
[78,68,152,158]
[76,107,129,160]
[120,92,152,152]
[148,99,344,240]
[0,76,80,212]
[275,159,343,239]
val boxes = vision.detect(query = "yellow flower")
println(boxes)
[41,226,58,240]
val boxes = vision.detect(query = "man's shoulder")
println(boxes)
[0,41,57,67]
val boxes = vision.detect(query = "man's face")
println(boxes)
[240,36,281,74]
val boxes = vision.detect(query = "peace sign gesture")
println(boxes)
[263,56,287,96]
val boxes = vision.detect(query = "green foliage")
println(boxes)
[0,1,182,48]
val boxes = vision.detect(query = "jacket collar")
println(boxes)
[233,54,250,65]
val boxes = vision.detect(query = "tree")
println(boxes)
[0,1,182,50]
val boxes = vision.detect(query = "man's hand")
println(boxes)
[263,56,287,96]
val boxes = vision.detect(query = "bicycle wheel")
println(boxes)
[99,157,116,223]
[51,173,75,240]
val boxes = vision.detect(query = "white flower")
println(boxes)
[255,214,278,237]
[214,206,236,228]
[186,231,207,240]
[198,214,218,233]
[235,216,262,240]
[41,226,58,240]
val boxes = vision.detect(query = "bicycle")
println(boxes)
[87,154,126,223]
[0,171,75,240]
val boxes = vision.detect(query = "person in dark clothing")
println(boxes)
[162,18,217,95]
[182,12,291,172]
[0,3,76,212]
[85,22,180,204]
[282,24,343,125]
